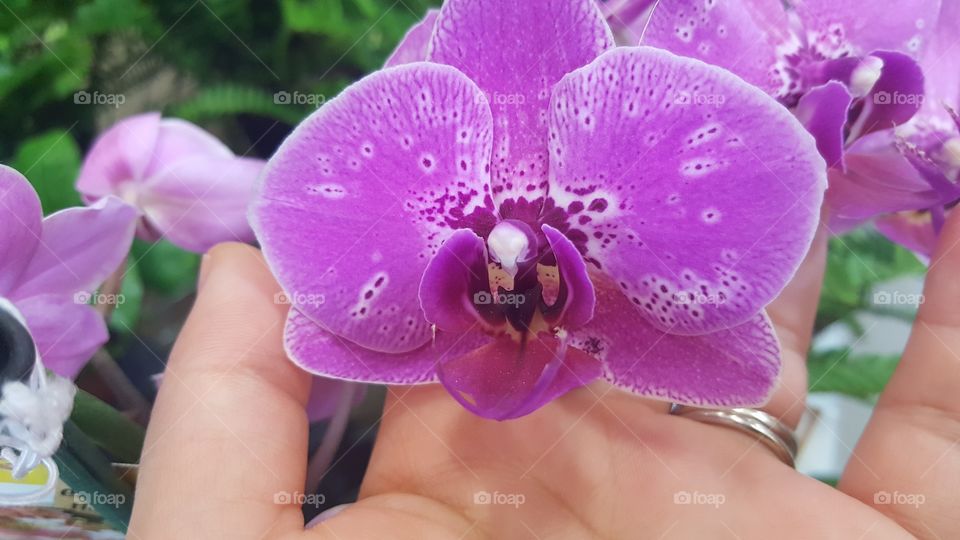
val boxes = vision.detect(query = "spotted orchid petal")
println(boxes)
[875,211,939,260]
[10,196,137,300]
[428,0,614,203]
[76,113,263,254]
[284,308,490,384]
[642,0,790,96]
[548,47,825,335]
[385,9,439,67]
[795,81,853,169]
[0,165,42,293]
[792,0,940,58]
[436,333,602,420]
[573,276,780,406]
[15,294,108,379]
[254,63,494,354]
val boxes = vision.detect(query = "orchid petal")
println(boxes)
[428,0,613,203]
[549,47,825,335]
[437,333,602,420]
[917,0,960,120]
[419,229,499,333]
[574,276,780,406]
[253,63,494,353]
[0,166,42,294]
[642,0,790,96]
[795,81,853,169]
[849,51,925,138]
[875,211,938,260]
[10,196,137,300]
[139,156,263,253]
[385,9,439,67]
[16,294,108,379]
[75,112,162,200]
[140,118,235,179]
[284,308,489,384]
[541,224,595,329]
[793,0,940,58]
[826,130,942,229]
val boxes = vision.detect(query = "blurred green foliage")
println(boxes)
[2,0,437,303]
[811,230,925,401]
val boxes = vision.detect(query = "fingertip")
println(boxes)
[919,211,960,327]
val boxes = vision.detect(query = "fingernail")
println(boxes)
[305,503,352,529]
[197,253,213,290]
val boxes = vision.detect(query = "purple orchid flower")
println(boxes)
[76,112,265,254]
[251,0,825,420]
[0,165,136,378]
[870,1,960,259]
[641,0,939,230]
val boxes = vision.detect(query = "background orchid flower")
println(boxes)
[76,112,265,254]
[252,0,825,420]
[870,0,960,259]
[0,165,136,378]
[642,0,939,230]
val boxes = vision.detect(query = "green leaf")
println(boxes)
[75,0,157,36]
[55,421,135,532]
[11,129,83,214]
[110,263,144,332]
[808,350,900,399]
[169,83,308,125]
[130,239,200,297]
[816,230,925,331]
[70,389,146,463]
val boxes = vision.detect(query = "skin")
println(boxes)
[129,212,960,539]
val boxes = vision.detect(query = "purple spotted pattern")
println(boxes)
[252,0,826,420]
[642,0,942,232]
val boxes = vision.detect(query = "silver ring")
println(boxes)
[670,405,798,468]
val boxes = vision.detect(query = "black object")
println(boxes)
[0,304,36,386]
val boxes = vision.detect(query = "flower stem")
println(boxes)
[92,261,150,424]
[304,383,357,494]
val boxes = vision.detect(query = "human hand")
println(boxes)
[129,214,960,539]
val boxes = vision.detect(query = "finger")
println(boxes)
[839,211,960,539]
[763,224,828,427]
[129,243,312,539]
